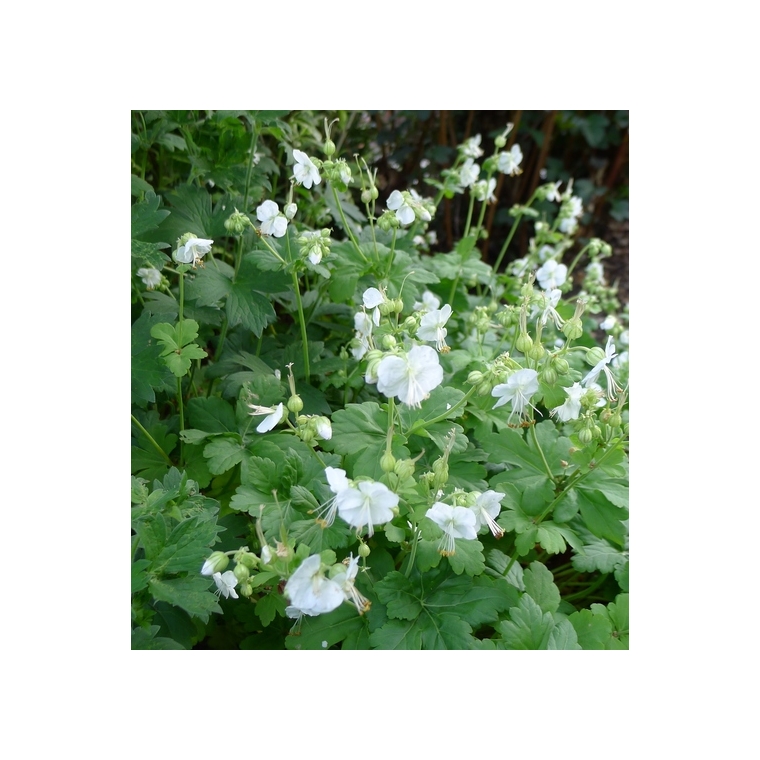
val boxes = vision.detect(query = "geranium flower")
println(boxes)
[284,555,345,617]
[335,480,399,537]
[551,382,585,422]
[312,466,350,528]
[544,181,563,202]
[460,134,484,158]
[363,287,385,326]
[582,336,622,399]
[387,189,415,226]
[376,345,443,408]
[333,554,371,615]
[248,402,285,433]
[426,502,477,556]
[174,237,213,267]
[539,288,564,328]
[497,145,523,175]
[536,259,568,290]
[472,177,497,203]
[256,200,288,238]
[351,311,374,360]
[292,149,321,189]
[417,304,452,352]
[414,290,441,312]
[470,490,506,538]
[491,368,539,423]
[137,267,162,289]
[459,158,480,188]
[212,570,239,600]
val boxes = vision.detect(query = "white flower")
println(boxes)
[351,311,374,360]
[544,181,563,202]
[491,368,539,423]
[414,290,441,312]
[137,267,162,289]
[426,502,477,556]
[559,216,578,234]
[459,158,480,188]
[248,402,285,433]
[363,287,385,326]
[256,200,288,238]
[174,237,213,267]
[536,259,568,290]
[600,315,617,331]
[537,244,556,262]
[472,177,497,203]
[314,417,332,440]
[582,336,622,399]
[332,554,371,614]
[336,480,399,537]
[409,189,433,222]
[212,570,239,600]
[460,134,484,158]
[284,202,298,220]
[539,288,564,328]
[417,304,452,352]
[284,555,345,617]
[470,490,506,538]
[387,189,415,226]
[551,382,585,422]
[376,345,443,408]
[292,149,321,189]
[618,330,629,346]
[497,145,523,175]
[313,466,351,528]
[510,257,530,278]
[586,261,605,281]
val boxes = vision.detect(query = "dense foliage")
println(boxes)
[131,110,629,650]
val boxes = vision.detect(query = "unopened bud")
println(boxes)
[324,138,336,157]
[358,543,371,558]
[233,563,250,583]
[562,318,583,340]
[380,452,397,473]
[287,395,304,414]
[201,551,228,576]
[516,333,533,353]
[585,347,606,366]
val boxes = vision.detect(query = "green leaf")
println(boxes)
[575,488,628,547]
[255,592,286,627]
[523,562,561,614]
[418,612,476,650]
[203,436,245,475]
[132,192,170,238]
[288,518,352,553]
[572,535,628,574]
[368,619,423,650]
[447,539,485,576]
[498,593,555,650]
[424,574,519,627]
[374,571,423,620]
[148,576,221,622]
[547,619,582,650]
[568,608,613,650]
[285,604,366,650]
[131,626,186,650]
[186,396,238,434]
[131,311,174,405]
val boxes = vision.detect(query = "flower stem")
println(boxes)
[131,414,173,466]
[407,385,477,436]
[291,268,310,383]
[565,243,591,280]
[530,424,555,482]
[332,185,368,263]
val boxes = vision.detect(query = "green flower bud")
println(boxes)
[562,318,583,340]
[381,334,397,350]
[527,342,545,361]
[541,366,558,385]
[380,452,397,473]
[201,551,229,576]
[235,551,259,570]
[239,582,253,598]
[300,429,315,444]
[224,209,251,235]
[467,370,484,385]
[516,333,533,353]
[287,395,304,414]
[233,563,250,583]
[552,357,570,374]
[578,427,593,445]
[361,189,373,204]
[393,298,404,314]
[394,458,416,480]
[358,542,371,558]
[378,300,393,317]
[402,316,418,333]
[609,412,622,427]
[585,347,606,366]
[477,381,493,396]
[432,459,449,488]
[324,138,336,157]
[494,134,507,148]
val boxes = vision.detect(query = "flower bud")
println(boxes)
[284,203,298,220]
[609,411,622,427]
[541,366,558,385]
[494,134,507,148]
[287,394,304,413]
[239,582,253,598]
[402,316,418,333]
[361,189,373,204]
[552,357,570,374]
[380,452,397,473]
[467,370,484,385]
[235,551,259,569]
[201,551,229,576]
[324,138,336,157]
[233,563,250,583]
[358,542,371,558]
[585,347,606,366]
[381,334,397,350]
[562,318,583,340]
[527,342,545,361]
[224,209,251,235]
[516,333,533,353]
[394,458,416,480]
[578,427,593,445]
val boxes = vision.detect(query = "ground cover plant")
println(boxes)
[131,110,629,650]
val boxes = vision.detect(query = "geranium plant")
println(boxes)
[131,110,629,650]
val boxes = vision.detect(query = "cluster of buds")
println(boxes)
[297,228,332,266]
[466,352,521,396]
[224,208,253,235]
